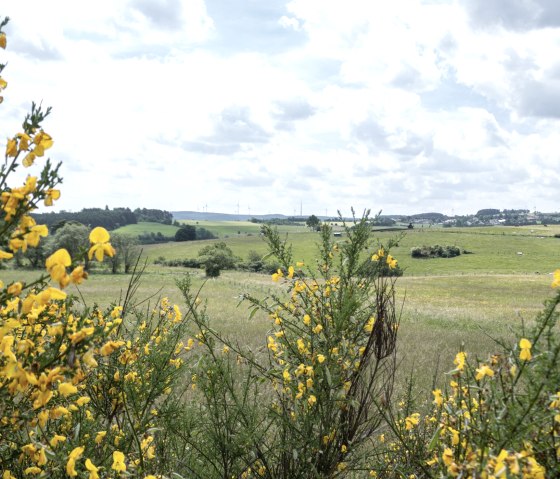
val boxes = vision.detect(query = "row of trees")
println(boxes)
[32,206,174,230]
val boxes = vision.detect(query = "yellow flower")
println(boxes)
[0,32,6,49]
[475,364,494,381]
[32,131,53,156]
[405,413,420,430]
[88,227,115,261]
[386,254,398,269]
[23,151,36,167]
[59,382,78,397]
[454,351,466,371]
[95,431,107,445]
[433,389,443,407]
[442,447,454,466]
[552,269,560,288]
[23,468,41,476]
[7,282,22,296]
[519,338,532,361]
[46,248,71,287]
[287,265,295,279]
[70,265,88,284]
[6,138,17,157]
[49,434,66,448]
[100,340,125,356]
[44,188,61,206]
[76,396,91,406]
[317,354,325,363]
[296,261,305,267]
[85,459,99,479]
[112,450,126,472]
[0,248,14,260]
[271,269,284,282]
[307,394,317,406]
[66,447,84,477]
[313,324,323,334]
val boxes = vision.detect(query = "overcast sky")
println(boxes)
[1,0,559,216]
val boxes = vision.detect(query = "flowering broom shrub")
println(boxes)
[176,213,403,478]
[372,272,560,478]
[0,18,192,477]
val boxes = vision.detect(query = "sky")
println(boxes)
[1,0,560,217]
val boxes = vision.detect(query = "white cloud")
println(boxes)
[0,0,559,216]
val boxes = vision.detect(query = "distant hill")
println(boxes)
[171,211,291,221]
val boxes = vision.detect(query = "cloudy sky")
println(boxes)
[1,0,559,216]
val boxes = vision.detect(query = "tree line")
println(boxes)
[31,207,174,230]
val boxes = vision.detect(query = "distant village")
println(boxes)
[381,209,560,228]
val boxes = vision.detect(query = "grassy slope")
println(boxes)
[113,222,180,236]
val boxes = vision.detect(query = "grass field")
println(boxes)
[113,222,180,236]
[3,222,559,392]
[139,224,560,277]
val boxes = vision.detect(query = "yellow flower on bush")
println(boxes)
[454,351,467,371]
[100,340,125,356]
[405,413,420,430]
[475,363,494,381]
[519,338,532,361]
[32,131,53,157]
[433,389,443,407]
[0,248,13,259]
[44,188,60,206]
[85,459,99,479]
[112,451,126,472]
[58,382,78,397]
[88,226,115,261]
[95,431,107,445]
[0,32,6,49]
[552,269,560,288]
[272,269,283,282]
[66,446,84,477]
[46,248,71,287]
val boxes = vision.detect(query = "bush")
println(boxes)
[175,224,196,241]
[411,244,461,258]
[198,241,239,277]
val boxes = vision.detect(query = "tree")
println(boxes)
[175,225,196,242]
[108,233,141,274]
[198,242,239,277]
[306,214,320,230]
[47,221,90,268]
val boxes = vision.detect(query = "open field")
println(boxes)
[3,222,558,392]
[113,221,180,236]
[3,269,556,391]
[139,224,560,276]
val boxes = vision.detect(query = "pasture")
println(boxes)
[5,222,559,391]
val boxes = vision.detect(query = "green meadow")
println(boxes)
[5,222,558,390]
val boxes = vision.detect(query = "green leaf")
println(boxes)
[428,426,442,451]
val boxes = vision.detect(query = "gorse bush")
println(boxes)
[2,16,560,479]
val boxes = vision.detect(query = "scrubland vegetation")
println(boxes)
[1,18,559,478]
